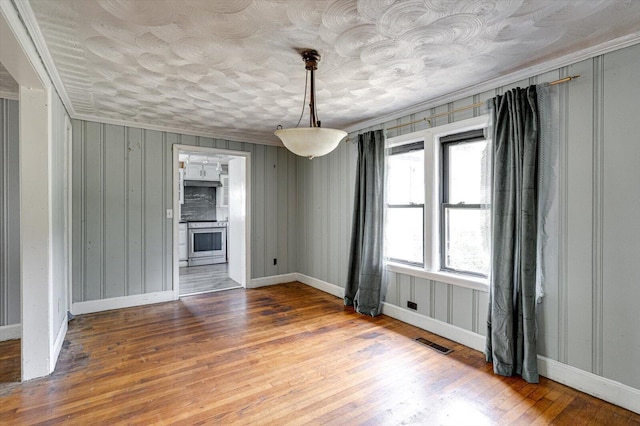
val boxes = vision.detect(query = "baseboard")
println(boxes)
[295,273,345,299]
[0,323,21,341]
[71,291,176,315]
[51,317,67,371]
[248,273,298,289]
[295,274,640,415]
[381,302,486,352]
[537,356,640,414]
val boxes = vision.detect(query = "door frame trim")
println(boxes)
[171,145,251,299]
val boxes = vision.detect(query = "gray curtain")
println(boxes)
[345,130,385,317]
[486,86,540,384]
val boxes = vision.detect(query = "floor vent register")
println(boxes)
[414,337,453,355]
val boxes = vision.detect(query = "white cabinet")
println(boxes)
[217,174,229,207]
[184,163,202,180]
[178,223,188,261]
[202,164,220,181]
[184,163,220,181]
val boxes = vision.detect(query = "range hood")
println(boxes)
[184,180,221,187]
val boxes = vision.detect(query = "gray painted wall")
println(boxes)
[0,97,20,327]
[295,42,640,391]
[71,122,298,302]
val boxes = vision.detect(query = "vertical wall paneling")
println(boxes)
[413,278,430,317]
[287,150,297,275]
[73,121,297,303]
[126,128,143,296]
[144,130,164,294]
[103,125,126,299]
[451,286,473,331]
[164,133,177,291]
[565,59,594,372]
[592,54,605,377]
[84,122,104,301]
[293,42,640,392]
[602,44,640,390]
[433,282,448,322]
[277,147,289,274]
[252,144,265,278]
[265,146,278,277]
[0,98,20,326]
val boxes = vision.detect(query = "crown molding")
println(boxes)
[74,112,285,148]
[13,0,75,116]
[0,0,49,88]
[343,32,640,134]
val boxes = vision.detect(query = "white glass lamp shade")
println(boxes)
[275,127,347,158]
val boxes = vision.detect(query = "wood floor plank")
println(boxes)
[0,282,638,425]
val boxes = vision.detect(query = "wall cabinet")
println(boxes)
[184,163,220,181]
[217,174,229,207]
[178,222,188,261]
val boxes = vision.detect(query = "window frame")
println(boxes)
[385,140,425,267]
[384,115,490,292]
[440,134,489,278]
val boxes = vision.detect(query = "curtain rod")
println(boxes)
[385,75,580,132]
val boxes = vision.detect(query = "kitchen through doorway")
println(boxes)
[173,146,249,297]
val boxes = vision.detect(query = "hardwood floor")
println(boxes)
[179,262,241,296]
[0,282,638,424]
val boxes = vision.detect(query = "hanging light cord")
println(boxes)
[294,69,310,128]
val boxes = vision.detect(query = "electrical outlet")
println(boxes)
[407,301,418,310]
[273,258,277,266]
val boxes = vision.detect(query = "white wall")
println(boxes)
[296,42,640,393]
[71,121,298,303]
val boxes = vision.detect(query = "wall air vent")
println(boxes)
[414,337,453,355]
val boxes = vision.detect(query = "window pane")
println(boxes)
[443,207,490,275]
[446,140,489,204]
[387,149,424,205]
[386,207,423,265]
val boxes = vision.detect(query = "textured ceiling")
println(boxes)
[25,0,640,144]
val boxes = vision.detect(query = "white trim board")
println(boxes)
[293,274,640,415]
[51,318,67,372]
[296,273,345,299]
[71,291,176,316]
[0,324,21,341]
[249,273,298,289]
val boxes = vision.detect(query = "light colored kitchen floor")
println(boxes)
[179,263,241,296]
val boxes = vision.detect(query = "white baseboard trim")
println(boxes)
[71,291,176,315]
[538,356,640,414]
[0,323,21,341]
[381,302,486,352]
[249,273,298,289]
[295,274,640,415]
[295,273,345,299]
[51,318,67,371]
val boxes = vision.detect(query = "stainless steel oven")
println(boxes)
[188,222,227,266]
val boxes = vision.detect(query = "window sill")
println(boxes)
[385,262,489,293]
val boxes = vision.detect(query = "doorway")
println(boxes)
[172,145,250,298]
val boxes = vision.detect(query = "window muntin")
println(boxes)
[440,135,490,277]
[385,142,424,266]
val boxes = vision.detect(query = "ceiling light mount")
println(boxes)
[275,49,346,159]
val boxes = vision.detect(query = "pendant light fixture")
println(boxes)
[275,49,347,159]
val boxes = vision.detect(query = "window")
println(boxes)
[440,130,490,277]
[384,115,490,288]
[385,141,424,266]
